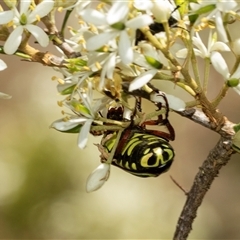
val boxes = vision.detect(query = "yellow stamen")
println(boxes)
[35,14,40,22]
[95,62,102,70]
[57,78,65,85]
[58,101,63,107]
[58,7,64,13]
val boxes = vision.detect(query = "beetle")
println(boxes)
[98,91,175,177]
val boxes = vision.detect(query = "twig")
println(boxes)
[173,136,235,240]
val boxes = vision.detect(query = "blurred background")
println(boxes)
[1,10,240,240]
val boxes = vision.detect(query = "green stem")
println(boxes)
[189,44,202,89]
[230,56,240,75]
[211,83,229,108]
[203,58,211,94]
[60,9,73,37]
[185,100,200,108]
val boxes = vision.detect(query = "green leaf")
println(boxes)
[57,124,82,133]
[194,4,216,15]
[111,22,125,30]
[71,101,91,115]
[174,0,189,16]
[65,58,88,73]
[189,14,199,25]
[60,84,76,95]
[233,123,240,133]
[144,56,163,69]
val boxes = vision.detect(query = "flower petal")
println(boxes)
[151,0,173,23]
[4,26,23,54]
[107,2,128,25]
[86,32,117,51]
[126,14,153,29]
[77,119,93,149]
[0,92,12,99]
[231,63,240,80]
[50,118,81,132]
[86,163,110,193]
[210,42,230,52]
[20,0,31,15]
[215,11,228,43]
[217,1,237,12]
[25,24,49,47]
[28,0,54,22]
[192,33,208,57]
[81,9,107,26]
[233,84,240,95]
[134,0,153,10]
[129,69,157,91]
[0,10,14,24]
[0,59,7,71]
[210,51,229,79]
[165,94,186,111]
[118,31,133,64]
[150,92,186,111]
[175,48,188,58]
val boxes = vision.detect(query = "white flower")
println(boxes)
[190,0,237,42]
[87,42,120,90]
[52,80,110,149]
[74,82,107,149]
[86,163,110,192]
[56,69,91,94]
[67,23,90,53]
[150,0,174,23]
[80,2,153,64]
[210,51,240,94]
[3,0,54,55]
[176,30,230,59]
[129,43,167,91]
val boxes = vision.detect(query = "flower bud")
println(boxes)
[3,0,17,8]
[150,0,173,23]
[86,163,110,192]
[227,78,239,87]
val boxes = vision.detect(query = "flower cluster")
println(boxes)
[1,0,240,191]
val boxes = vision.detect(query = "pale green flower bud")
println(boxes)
[3,0,17,8]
